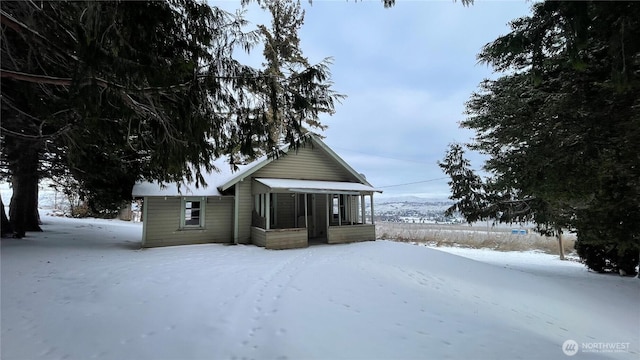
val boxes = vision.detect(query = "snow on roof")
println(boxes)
[131,158,254,197]
[255,178,381,194]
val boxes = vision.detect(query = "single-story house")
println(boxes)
[131,134,382,249]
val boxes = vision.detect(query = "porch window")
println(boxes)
[332,195,340,221]
[331,194,353,224]
[181,197,205,228]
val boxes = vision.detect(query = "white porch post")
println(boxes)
[370,194,375,225]
[265,192,271,230]
[360,194,366,224]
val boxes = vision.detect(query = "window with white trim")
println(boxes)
[181,197,205,228]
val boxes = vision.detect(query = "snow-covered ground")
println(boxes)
[2,214,639,360]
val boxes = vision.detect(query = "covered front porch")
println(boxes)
[250,178,381,249]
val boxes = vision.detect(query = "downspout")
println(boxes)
[234,184,240,244]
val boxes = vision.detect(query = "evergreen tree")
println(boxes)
[1,0,341,234]
[441,1,640,274]
[438,144,486,224]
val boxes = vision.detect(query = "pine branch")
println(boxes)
[0,68,315,93]
[0,9,79,62]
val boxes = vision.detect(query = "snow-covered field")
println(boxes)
[2,214,639,360]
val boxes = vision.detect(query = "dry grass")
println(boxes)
[376,222,576,256]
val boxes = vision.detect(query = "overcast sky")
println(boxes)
[215,0,535,199]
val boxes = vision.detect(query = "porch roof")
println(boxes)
[254,178,382,195]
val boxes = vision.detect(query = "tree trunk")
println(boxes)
[556,227,565,260]
[1,197,13,236]
[8,139,42,238]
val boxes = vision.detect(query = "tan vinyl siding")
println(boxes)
[254,228,308,249]
[236,181,253,244]
[252,181,270,195]
[142,196,233,247]
[143,197,181,246]
[207,197,234,241]
[327,224,376,244]
[254,145,358,182]
[251,227,266,247]
[266,228,308,249]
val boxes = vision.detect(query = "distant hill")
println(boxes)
[372,196,461,223]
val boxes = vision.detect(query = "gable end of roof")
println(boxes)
[218,133,371,192]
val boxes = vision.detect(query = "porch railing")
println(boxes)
[251,226,308,250]
[327,224,376,244]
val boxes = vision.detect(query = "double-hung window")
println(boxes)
[181,197,205,229]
